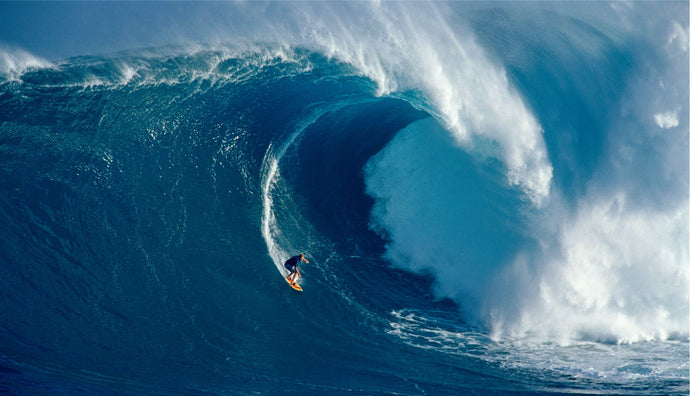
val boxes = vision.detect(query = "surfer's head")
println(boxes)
[299,253,305,260]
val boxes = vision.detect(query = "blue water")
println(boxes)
[0,2,688,395]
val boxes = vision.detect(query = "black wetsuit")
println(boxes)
[284,255,300,273]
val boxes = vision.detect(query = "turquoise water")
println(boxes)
[0,2,687,394]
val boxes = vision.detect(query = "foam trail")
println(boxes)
[260,144,288,276]
[260,97,377,276]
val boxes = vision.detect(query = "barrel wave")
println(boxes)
[0,2,688,394]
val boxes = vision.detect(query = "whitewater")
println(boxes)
[0,2,688,394]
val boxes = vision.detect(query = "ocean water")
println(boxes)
[0,2,688,395]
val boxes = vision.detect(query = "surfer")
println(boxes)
[284,253,309,283]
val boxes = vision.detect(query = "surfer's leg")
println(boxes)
[286,264,296,282]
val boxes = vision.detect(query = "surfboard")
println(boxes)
[286,277,303,292]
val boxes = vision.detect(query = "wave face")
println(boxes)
[0,2,688,394]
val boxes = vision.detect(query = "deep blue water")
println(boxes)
[0,2,688,395]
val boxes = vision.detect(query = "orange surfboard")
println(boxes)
[286,277,303,292]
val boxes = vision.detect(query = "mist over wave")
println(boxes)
[0,47,52,81]
[476,4,689,343]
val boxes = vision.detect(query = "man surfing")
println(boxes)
[284,253,309,284]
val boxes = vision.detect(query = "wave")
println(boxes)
[1,0,686,350]
[0,1,688,393]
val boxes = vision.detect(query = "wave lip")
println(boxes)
[304,2,553,207]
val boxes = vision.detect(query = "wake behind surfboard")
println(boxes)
[286,277,303,292]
